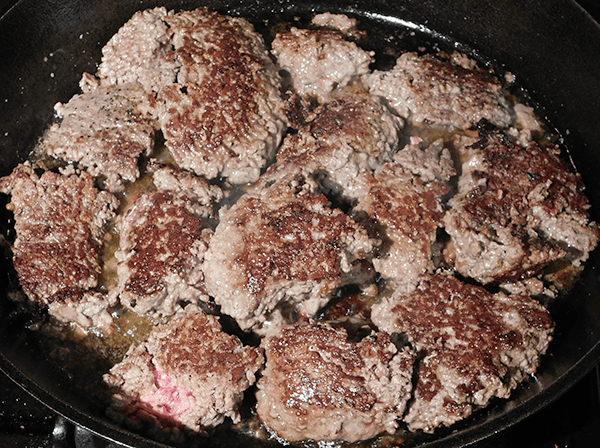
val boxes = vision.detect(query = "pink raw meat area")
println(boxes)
[141,362,197,420]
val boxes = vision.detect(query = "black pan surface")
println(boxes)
[1,1,600,447]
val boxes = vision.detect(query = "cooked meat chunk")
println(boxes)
[156,8,286,184]
[311,12,358,33]
[97,7,178,93]
[42,82,155,192]
[353,162,449,290]
[393,137,456,184]
[0,164,118,329]
[365,52,512,129]
[273,92,403,201]
[97,6,286,185]
[46,290,117,333]
[104,307,263,441]
[287,92,402,155]
[272,27,374,102]
[256,322,414,442]
[444,130,599,284]
[512,103,543,145]
[115,165,223,318]
[203,172,378,332]
[148,160,225,206]
[371,274,554,433]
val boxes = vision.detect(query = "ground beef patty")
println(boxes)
[97,7,178,93]
[42,81,156,193]
[352,160,449,291]
[256,322,414,443]
[272,26,374,102]
[203,172,378,332]
[273,91,403,202]
[0,163,118,329]
[97,6,287,185]
[444,130,599,284]
[115,164,223,318]
[371,274,554,433]
[365,52,512,129]
[156,8,286,184]
[104,307,263,443]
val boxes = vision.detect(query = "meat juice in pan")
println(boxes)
[0,6,597,448]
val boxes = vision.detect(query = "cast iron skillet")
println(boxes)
[1,0,600,447]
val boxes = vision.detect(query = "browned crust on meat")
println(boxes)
[115,168,224,318]
[0,164,118,306]
[307,96,379,142]
[446,131,599,283]
[267,324,376,413]
[279,92,399,163]
[204,172,378,332]
[466,133,588,229]
[122,191,206,298]
[104,309,264,438]
[257,322,414,442]
[363,166,447,242]
[366,52,511,128]
[416,54,502,99]
[157,8,284,182]
[353,163,448,287]
[373,274,554,432]
[153,312,263,381]
[391,275,553,362]
[237,194,363,297]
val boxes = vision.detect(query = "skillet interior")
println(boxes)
[1,0,600,447]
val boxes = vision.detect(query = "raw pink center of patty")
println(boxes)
[141,362,197,419]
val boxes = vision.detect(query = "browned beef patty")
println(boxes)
[0,163,118,329]
[104,307,263,442]
[203,172,378,332]
[98,6,287,185]
[272,27,374,101]
[444,130,599,284]
[256,322,414,442]
[43,81,156,193]
[272,91,403,202]
[155,8,286,184]
[372,274,554,432]
[365,52,512,129]
[115,164,223,318]
[353,161,449,291]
